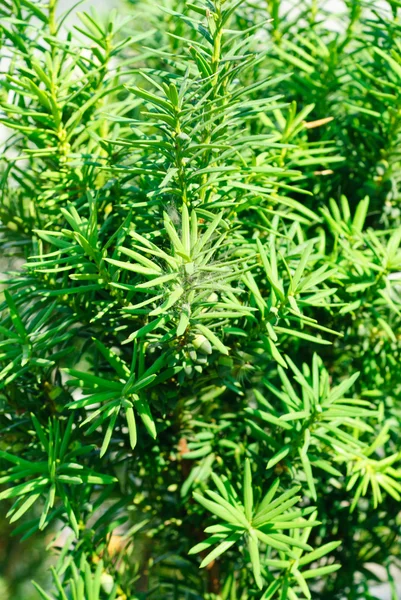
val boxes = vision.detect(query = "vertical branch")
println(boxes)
[48,0,57,36]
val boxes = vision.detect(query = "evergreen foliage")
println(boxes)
[1,0,401,598]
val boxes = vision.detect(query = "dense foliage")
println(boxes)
[1,0,401,598]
